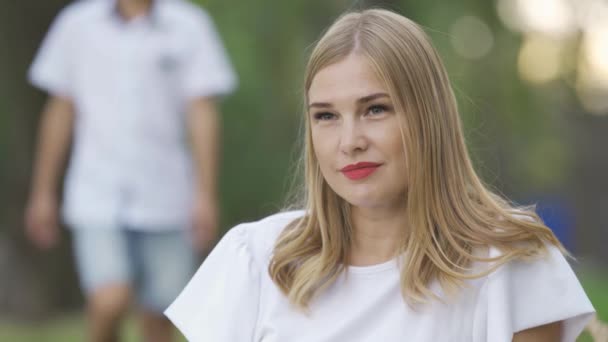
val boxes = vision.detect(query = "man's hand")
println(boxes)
[586,314,608,342]
[24,95,74,250]
[24,193,60,250]
[186,97,221,253]
[191,193,219,253]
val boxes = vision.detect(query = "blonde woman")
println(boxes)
[166,9,594,342]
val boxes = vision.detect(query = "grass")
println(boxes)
[0,271,606,341]
[0,315,188,342]
[0,315,139,342]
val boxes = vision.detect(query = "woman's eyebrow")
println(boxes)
[308,101,332,109]
[308,92,389,109]
[357,92,390,104]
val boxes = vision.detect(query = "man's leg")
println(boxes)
[88,284,132,342]
[129,229,196,342]
[72,227,133,342]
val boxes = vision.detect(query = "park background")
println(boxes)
[0,0,606,340]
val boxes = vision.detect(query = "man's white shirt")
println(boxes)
[29,0,237,230]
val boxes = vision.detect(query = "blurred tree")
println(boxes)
[0,0,81,318]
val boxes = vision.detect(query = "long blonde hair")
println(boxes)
[269,8,563,308]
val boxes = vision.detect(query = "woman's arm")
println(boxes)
[512,321,562,342]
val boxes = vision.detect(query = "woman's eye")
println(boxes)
[367,105,388,116]
[313,112,336,121]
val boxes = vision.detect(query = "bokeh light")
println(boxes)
[497,0,608,114]
[497,0,577,37]
[581,25,608,83]
[450,16,494,60]
[517,34,563,84]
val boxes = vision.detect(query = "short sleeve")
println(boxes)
[476,245,595,342]
[165,225,260,341]
[28,6,78,97]
[180,10,237,100]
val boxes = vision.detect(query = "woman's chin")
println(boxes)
[340,191,406,211]
[343,196,388,210]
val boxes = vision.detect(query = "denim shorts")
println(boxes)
[71,226,196,313]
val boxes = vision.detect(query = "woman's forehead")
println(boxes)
[308,55,388,104]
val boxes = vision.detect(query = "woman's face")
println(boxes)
[308,54,408,211]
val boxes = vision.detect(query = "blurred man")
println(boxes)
[24,0,236,340]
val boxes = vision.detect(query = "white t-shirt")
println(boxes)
[28,0,237,230]
[165,211,595,341]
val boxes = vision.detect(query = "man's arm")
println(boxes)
[512,321,562,342]
[24,95,74,249]
[186,97,221,252]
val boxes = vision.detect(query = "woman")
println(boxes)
[166,9,594,341]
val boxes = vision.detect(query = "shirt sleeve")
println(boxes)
[28,6,77,98]
[180,10,237,100]
[478,244,595,342]
[165,224,260,341]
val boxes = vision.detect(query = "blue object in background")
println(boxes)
[533,197,576,252]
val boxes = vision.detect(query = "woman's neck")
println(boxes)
[117,0,153,21]
[348,206,408,266]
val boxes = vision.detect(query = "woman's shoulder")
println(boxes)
[471,242,576,284]
[164,210,305,341]
[485,242,566,276]
[226,209,306,266]
[472,243,594,339]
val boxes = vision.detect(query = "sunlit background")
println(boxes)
[0,0,606,340]
[497,0,608,112]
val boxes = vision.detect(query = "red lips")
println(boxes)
[340,162,382,180]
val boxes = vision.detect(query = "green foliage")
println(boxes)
[581,272,608,322]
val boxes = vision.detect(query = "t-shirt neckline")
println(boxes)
[346,258,398,275]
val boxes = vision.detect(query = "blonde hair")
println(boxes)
[269,8,563,308]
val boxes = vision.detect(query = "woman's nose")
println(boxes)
[339,118,368,156]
